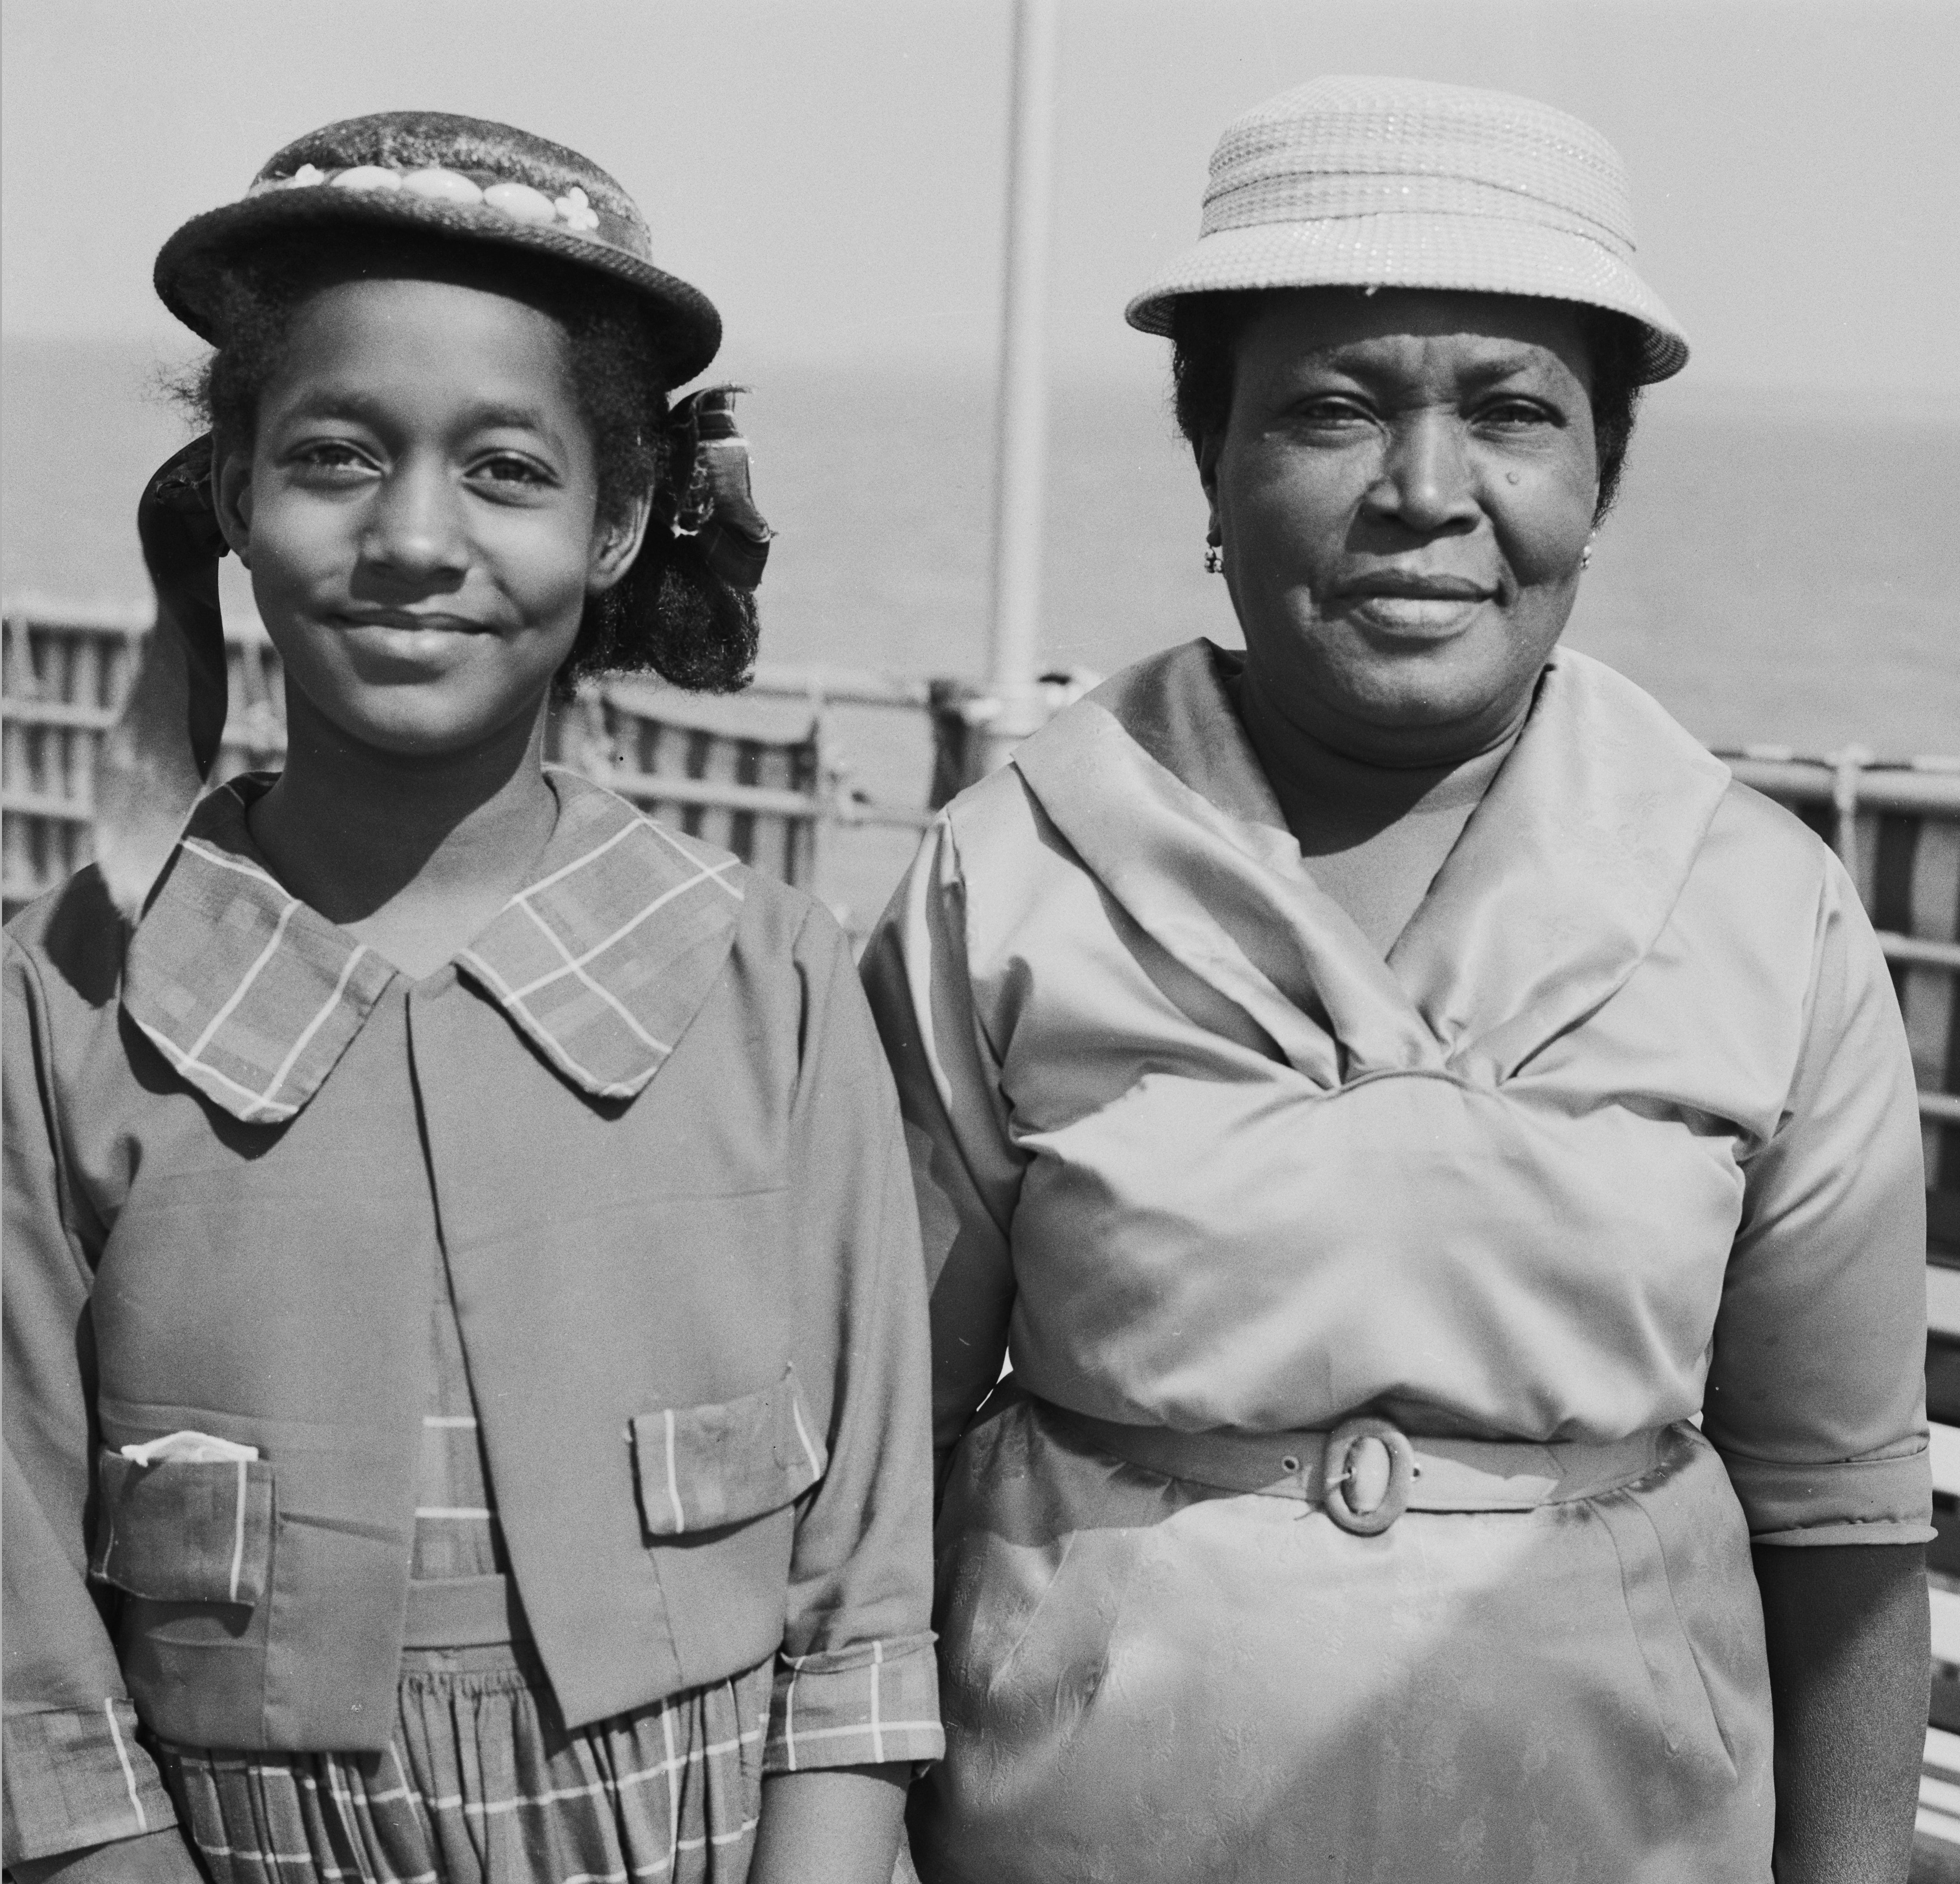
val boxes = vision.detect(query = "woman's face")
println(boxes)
[216,275,644,758]
[1203,288,1600,763]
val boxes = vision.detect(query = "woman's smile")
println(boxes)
[1332,570,1503,638]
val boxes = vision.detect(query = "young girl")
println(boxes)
[3,112,941,1884]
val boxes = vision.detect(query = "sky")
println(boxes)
[3,0,1956,396]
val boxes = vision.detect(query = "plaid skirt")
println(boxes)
[155,1643,771,1884]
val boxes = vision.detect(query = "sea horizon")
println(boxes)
[7,333,1956,766]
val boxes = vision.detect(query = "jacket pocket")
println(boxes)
[631,1365,827,1537]
[89,1450,274,1608]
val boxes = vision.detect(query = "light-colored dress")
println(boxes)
[861,640,1931,1883]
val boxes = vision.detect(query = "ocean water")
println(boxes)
[6,339,1956,920]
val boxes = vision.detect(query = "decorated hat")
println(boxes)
[1126,76,1688,383]
[154,110,721,384]
[97,115,755,922]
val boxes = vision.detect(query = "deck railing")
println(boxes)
[0,601,940,917]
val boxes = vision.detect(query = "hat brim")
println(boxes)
[155,187,722,387]
[1125,213,1688,383]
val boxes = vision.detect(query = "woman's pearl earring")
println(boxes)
[1204,541,1223,575]
[1580,539,1594,572]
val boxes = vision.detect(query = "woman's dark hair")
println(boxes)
[178,227,757,692]
[1168,290,1646,525]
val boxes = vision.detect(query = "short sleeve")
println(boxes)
[859,817,1029,1475]
[1702,857,1934,1546]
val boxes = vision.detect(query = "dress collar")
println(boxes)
[122,769,745,1124]
[1009,639,1730,1088]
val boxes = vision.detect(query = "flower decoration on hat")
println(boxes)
[554,186,601,234]
[482,181,558,224]
[247,162,607,238]
[401,168,484,206]
[325,166,400,194]
[157,110,721,382]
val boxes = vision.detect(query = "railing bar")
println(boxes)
[605,668,933,713]
[1885,933,1960,971]
[836,801,937,831]
[0,597,153,633]
[1724,757,1960,816]
[602,773,821,819]
[1,792,97,823]
[1,700,120,729]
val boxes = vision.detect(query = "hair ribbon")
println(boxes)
[655,388,772,592]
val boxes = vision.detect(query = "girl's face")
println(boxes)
[216,275,646,758]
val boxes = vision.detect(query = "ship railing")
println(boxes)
[0,600,943,918]
[1716,749,1960,1201]
[1716,744,1960,1769]
[1721,747,1960,1101]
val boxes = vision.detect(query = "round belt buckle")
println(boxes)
[1323,1418,1415,1536]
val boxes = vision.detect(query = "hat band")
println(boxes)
[245,163,619,244]
[1201,170,1634,257]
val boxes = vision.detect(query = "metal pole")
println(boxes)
[977,0,1060,774]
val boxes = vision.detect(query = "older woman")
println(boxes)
[862,76,1931,1883]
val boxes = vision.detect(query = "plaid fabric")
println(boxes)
[157,1645,770,1884]
[122,816,396,1126]
[1,1699,179,1862]
[415,1274,507,1585]
[454,785,744,1102]
[411,1263,942,1769]
[122,770,746,1124]
[139,1266,933,1883]
[766,1637,943,1776]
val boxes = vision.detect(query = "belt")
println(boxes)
[1041,1399,1675,1537]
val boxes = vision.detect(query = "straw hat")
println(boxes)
[1127,76,1688,382]
[155,111,721,384]
[96,114,735,923]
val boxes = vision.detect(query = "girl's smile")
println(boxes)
[216,274,643,759]
[331,609,498,678]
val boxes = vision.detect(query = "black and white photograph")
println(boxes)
[3,3,1956,1880]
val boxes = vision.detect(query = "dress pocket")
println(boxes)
[1589,1436,1741,1787]
[629,1365,826,1537]
[89,1450,274,1607]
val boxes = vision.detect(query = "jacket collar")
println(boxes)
[1009,640,1730,1087]
[122,769,745,1124]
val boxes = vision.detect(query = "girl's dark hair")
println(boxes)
[180,228,757,691]
[1168,290,1646,525]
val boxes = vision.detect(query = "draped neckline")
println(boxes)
[1009,639,1731,1089]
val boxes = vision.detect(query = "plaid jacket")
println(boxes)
[2,770,941,1865]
